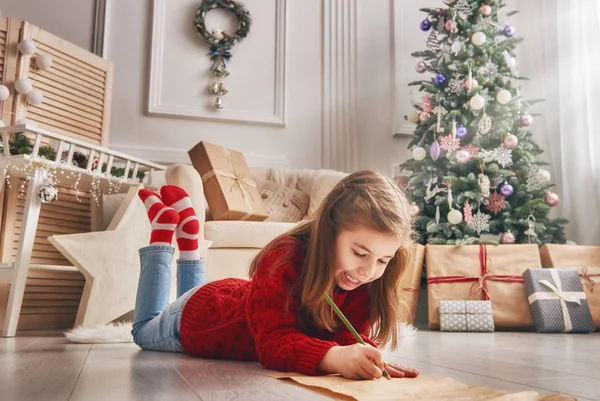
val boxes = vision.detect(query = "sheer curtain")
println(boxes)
[519,0,600,245]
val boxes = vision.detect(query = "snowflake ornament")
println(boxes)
[462,143,480,157]
[486,191,506,215]
[440,134,461,153]
[438,44,454,65]
[493,146,513,168]
[478,61,499,83]
[469,211,491,234]
[447,76,466,95]
[464,201,473,224]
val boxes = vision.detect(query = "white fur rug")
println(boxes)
[65,322,134,343]
[64,321,417,344]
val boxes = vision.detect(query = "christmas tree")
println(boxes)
[400,0,568,245]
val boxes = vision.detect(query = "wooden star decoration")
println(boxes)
[48,185,177,328]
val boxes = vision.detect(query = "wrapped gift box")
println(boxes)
[540,244,600,268]
[440,300,494,332]
[188,141,268,221]
[426,244,540,330]
[523,268,595,333]
[398,244,425,324]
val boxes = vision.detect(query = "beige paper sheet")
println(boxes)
[266,372,574,401]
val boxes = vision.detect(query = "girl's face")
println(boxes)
[333,226,400,291]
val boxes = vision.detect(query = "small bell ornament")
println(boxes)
[38,184,58,203]
[213,97,223,110]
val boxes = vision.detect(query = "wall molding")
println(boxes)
[391,0,416,137]
[322,0,358,171]
[109,144,289,168]
[147,0,287,127]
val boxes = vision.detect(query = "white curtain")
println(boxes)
[519,0,600,245]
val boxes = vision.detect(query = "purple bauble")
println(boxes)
[503,25,515,37]
[500,182,514,197]
[434,73,447,85]
[456,125,468,139]
[420,20,432,31]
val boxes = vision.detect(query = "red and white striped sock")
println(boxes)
[160,185,200,260]
[138,189,179,246]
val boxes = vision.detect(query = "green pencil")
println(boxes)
[323,292,392,380]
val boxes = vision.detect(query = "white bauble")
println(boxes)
[448,209,463,225]
[413,147,426,161]
[407,110,420,124]
[18,39,36,55]
[471,32,487,46]
[0,85,9,101]
[538,169,551,182]
[28,89,44,105]
[470,94,485,110]
[496,89,512,105]
[15,78,33,94]
[36,53,53,70]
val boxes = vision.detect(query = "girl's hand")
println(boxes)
[319,344,385,380]
[383,362,419,378]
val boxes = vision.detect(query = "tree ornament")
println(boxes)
[478,61,499,82]
[500,231,516,244]
[194,0,252,110]
[478,112,492,134]
[465,77,478,91]
[470,94,485,110]
[493,146,513,168]
[520,114,533,126]
[496,89,512,105]
[420,20,432,31]
[544,192,560,207]
[486,191,506,214]
[434,73,447,86]
[538,169,551,182]
[0,85,9,101]
[499,182,514,197]
[448,209,463,225]
[447,77,466,94]
[481,4,492,17]
[36,54,53,70]
[471,32,487,46]
[451,39,463,55]
[503,25,516,37]
[415,61,427,73]
[456,149,471,164]
[413,146,427,161]
[469,211,491,234]
[409,203,421,217]
[27,89,44,106]
[38,184,58,203]
[454,0,472,19]
[503,134,519,149]
[436,205,441,224]
[462,143,480,157]
[432,104,448,132]
[15,78,33,94]
[464,201,473,224]
[420,95,433,113]
[419,112,431,122]
[426,31,441,52]
[18,39,36,55]
[445,19,458,33]
[524,214,538,242]
[478,173,491,197]
[424,176,448,202]
[440,134,461,153]
[430,141,441,161]
[407,110,420,124]
[456,125,468,139]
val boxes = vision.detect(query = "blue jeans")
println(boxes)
[131,246,206,352]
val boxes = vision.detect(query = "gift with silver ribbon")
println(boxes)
[523,268,595,333]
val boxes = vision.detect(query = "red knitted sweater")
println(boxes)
[179,236,377,375]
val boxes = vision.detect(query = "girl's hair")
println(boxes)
[248,170,415,350]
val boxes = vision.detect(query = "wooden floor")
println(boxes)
[0,330,598,401]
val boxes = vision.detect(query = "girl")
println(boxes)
[132,170,419,380]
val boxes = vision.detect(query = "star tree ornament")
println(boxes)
[486,191,506,215]
[194,0,252,109]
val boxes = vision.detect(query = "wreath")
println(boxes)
[194,0,252,65]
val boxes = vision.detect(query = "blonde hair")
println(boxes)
[249,170,415,350]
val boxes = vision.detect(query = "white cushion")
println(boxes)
[205,220,297,248]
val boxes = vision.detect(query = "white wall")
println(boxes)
[0,0,96,51]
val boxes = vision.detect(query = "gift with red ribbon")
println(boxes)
[398,244,425,324]
[426,244,541,330]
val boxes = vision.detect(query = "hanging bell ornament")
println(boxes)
[38,184,58,203]
[213,97,223,110]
